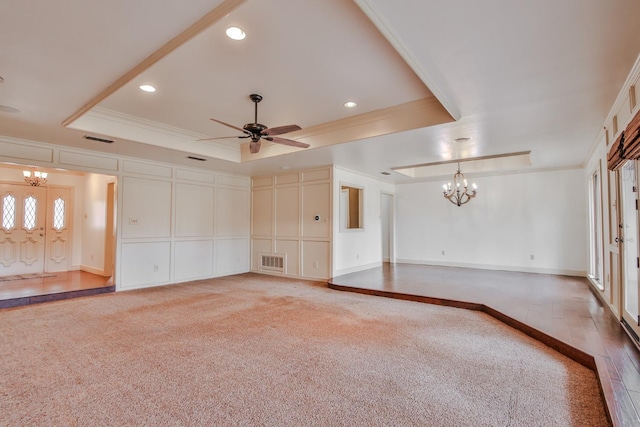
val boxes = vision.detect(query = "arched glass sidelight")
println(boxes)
[53,197,65,230]
[2,194,16,230]
[24,195,37,230]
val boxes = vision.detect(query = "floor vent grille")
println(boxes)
[260,254,284,273]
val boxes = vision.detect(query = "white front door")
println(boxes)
[0,184,47,275]
[45,186,72,272]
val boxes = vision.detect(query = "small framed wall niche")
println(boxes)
[340,183,363,231]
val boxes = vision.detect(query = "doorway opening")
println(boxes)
[0,164,116,305]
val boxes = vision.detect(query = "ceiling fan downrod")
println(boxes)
[250,93,262,124]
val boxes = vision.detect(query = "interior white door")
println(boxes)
[0,184,47,276]
[45,186,72,272]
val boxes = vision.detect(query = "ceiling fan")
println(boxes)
[199,94,309,154]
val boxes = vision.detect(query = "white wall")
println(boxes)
[332,167,395,276]
[395,168,587,275]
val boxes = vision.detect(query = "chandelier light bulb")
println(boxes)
[23,168,48,186]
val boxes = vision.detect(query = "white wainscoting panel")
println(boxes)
[175,183,214,237]
[215,238,249,276]
[0,139,54,163]
[301,240,330,279]
[123,160,172,178]
[121,176,172,239]
[275,186,300,237]
[176,168,215,183]
[252,188,273,237]
[302,168,331,182]
[59,150,119,171]
[275,173,299,185]
[174,240,215,282]
[216,187,249,237]
[302,183,331,238]
[120,241,171,288]
[218,174,250,188]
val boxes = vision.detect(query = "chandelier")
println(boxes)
[442,163,477,206]
[23,169,48,186]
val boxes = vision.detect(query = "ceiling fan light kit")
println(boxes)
[201,94,309,154]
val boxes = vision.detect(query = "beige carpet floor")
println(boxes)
[0,273,609,426]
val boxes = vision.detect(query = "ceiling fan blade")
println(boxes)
[209,118,247,133]
[264,124,302,136]
[197,135,249,141]
[269,136,310,149]
[249,140,262,153]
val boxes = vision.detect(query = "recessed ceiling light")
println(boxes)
[454,137,471,143]
[139,84,156,93]
[344,101,357,108]
[226,26,246,41]
[0,105,20,113]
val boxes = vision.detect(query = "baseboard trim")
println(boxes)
[80,265,108,276]
[333,261,382,277]
[395,258,586,277]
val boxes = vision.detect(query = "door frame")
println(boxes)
[103,181,116,278]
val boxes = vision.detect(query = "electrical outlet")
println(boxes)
[153,264,159,272]
[129,217,139,225]
[313,261,319,269]
[530,254,535,260]
[441,250,445,256]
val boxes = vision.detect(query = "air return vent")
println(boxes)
[187,156,207,161]
[260,254,284,273]
[83,135,113,143]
